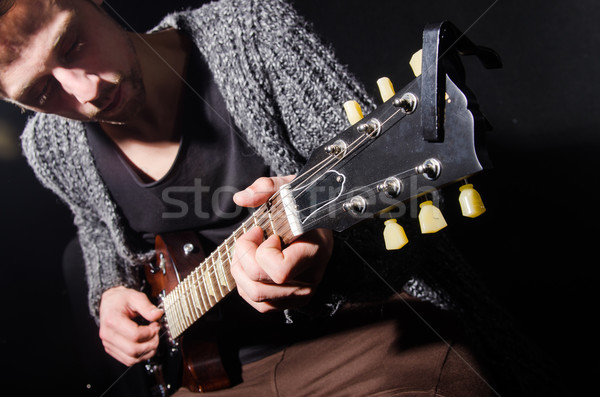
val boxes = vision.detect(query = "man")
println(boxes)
[1,0,504,395]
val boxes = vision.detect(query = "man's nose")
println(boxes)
[52,67,101,105]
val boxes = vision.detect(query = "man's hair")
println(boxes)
[0,0,16,17]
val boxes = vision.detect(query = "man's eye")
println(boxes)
[64,37,84,60]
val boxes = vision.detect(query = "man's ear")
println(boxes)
[90,0,103,6]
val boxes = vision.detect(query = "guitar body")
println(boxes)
[145,231,232,393]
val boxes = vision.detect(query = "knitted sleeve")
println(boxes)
[21,113,146,322]
[249,0,375,158]
[73,211,143,321]
[161,0,374,175]
[246,0,464,313]
[227,1,423,312]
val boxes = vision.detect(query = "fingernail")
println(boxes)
[234,188,251,200]
[294,287,312,296]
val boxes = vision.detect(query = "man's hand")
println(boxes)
[232,176,333,313]
[99,286,163,366]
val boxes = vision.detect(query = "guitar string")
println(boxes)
[163,135,406,333]
[288,98,455,222]
[257,155,418,240]
[160,125,366,321]
[160,132,368,323]
[161,161,355,331]
[163,208,307,336]
[288,106,407,202]
[166,171,424,336]
[295,167,418,232]
[163,106,410,331]
[164,157,419,333]
[160,190,317,326]
[283,107,408,213]
[162,108,409,331]
[160,153,340,317]
[160,179,328,327]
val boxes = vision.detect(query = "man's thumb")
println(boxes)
[129,291,163,322]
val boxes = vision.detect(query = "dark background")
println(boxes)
[1,0,598,395]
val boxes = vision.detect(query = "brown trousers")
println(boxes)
[173,295,493,397]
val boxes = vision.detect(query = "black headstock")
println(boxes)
[279,21,501,236]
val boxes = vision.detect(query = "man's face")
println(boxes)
[0,0,145,123]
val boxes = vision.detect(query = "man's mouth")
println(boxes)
[100,84,122,115]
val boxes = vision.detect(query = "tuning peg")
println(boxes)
[343,100,364,126]
[377,77,395,102]
[409,49,423,77]
[458,183,486,218]
[383,219,409,250]
[418,200,447,233]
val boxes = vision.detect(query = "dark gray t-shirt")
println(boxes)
[86,48,271,251]
[86,47,294,365]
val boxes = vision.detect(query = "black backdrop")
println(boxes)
[1,0,599,395]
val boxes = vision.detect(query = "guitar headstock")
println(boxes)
[278,21,500,240]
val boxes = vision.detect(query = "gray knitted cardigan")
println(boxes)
[21,0,446,321]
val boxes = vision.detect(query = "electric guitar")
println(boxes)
[144,21,501,394]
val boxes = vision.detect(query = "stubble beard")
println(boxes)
[92,70,146,125]
[90,28,146,125]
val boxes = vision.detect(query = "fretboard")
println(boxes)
[162,192,295,339]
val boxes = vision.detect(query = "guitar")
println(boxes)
[144,21,501,394]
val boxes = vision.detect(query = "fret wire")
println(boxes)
[190,270,204,315]
[223,239,233,291]
[263,213,273,236]
[169,289,178,332]
[190,276,200,322]
[183,277,195,323]
[270,199,278,235]
[202,252,216,308]
[163,207,290,316]
[213,251,225,299]
[173,287,182,332]
[194,269,206,317]
[210,250,222,299]
[164,212,288,317]
[215,244,228,295]
[194,267,209,313]
[184,279,194,326]
[168,293,180,337]
[225,235,235,265]
[174,287,185,333]
[214,247,226,298]
[164,294,174,334]
[168,141,357,335]
[197,261,212,312]
[219,247,230,293]
[163,199,296,333]
[167,235,291,337]
[179,279,190,325]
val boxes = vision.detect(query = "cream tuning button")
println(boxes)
[343,100,364,125]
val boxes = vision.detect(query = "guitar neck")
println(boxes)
[162,192,294,339]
